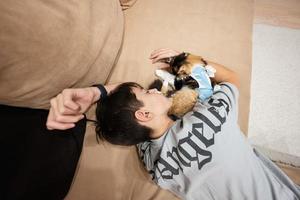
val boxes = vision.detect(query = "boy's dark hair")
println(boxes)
[95,82,152,146]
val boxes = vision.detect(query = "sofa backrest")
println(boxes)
[0,0,124,109]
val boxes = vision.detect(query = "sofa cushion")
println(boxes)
[0,0,124,109]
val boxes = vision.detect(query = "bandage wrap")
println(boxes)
[190,64,216,101]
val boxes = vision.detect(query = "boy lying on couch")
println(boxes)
[46,48,300,199]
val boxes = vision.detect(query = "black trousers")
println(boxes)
[0,105,86,200]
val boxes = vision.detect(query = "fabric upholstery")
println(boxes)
[119,0,138,10]
[67,0,254,199]
[0,0,124,109]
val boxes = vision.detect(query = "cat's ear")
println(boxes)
[170,52,189,74]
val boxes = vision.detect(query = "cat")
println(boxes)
[149,52,216,118]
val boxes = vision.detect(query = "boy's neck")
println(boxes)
[150,116,175,139]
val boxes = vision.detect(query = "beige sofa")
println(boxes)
[0,0,253,199]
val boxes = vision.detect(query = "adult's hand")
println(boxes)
[149,48,181,69]
[46,87,99,130]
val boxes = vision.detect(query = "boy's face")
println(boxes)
[133,87,172,116]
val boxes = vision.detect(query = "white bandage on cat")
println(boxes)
[155,69,175,94]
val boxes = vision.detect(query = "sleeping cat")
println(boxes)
[149,52,216,118]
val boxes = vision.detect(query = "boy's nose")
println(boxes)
[148,89,161,94]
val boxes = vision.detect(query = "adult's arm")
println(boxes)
[204,59,240,89]
[46,83,120,130]
[150,48,239,89]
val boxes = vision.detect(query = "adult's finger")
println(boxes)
[46,108,77,130]
[46,108,56,130]
[150,48,178,58]
[54,113,84,124]
[150,48,171,58]
[150,48,180,60]
[72,89,94,113]
[57,93,80,115]
[61,89,81,111]
[151,51,181,64]
[151,53,175,64]
[154,62,170,69]
[47,120,75,130]
[47,121,75,130]
[51,97,84,123]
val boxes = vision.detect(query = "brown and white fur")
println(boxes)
[149,53,209,118]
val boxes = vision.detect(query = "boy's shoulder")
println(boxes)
[213,82,239,103]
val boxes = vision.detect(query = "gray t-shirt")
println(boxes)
[137,83,300,200]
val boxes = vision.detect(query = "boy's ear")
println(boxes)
[135,109,152,122]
